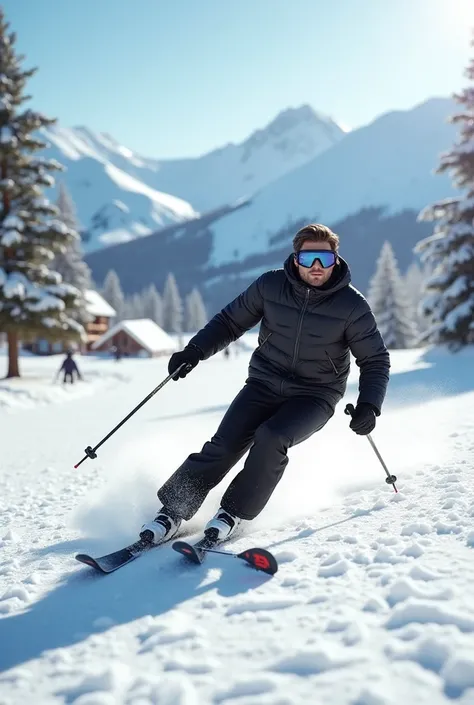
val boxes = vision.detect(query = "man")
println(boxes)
[140,224,390,545]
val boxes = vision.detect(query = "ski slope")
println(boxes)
[1,341,474,704]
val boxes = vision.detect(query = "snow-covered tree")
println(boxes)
[404,260,431,338]
[162,272,183,335]
[123,292,145,320]
[101,269,124,322]
[415,37,474,349]
[53,182,91,324]
[143,284,163,327]
[0,12,84,378]
[185,288,207,332]
[367,241,418,349]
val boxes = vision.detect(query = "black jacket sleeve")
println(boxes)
[345,299,390,414]
[188,276,265,360]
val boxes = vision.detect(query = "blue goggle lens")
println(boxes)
[296,250,336,268]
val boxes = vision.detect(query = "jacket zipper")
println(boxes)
[326,351,339,375]
[290,288,310,372]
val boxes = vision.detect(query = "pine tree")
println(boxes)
[123,292,145,319]
[367,241,418,349]
[143,284,163,327]
[162,273,183,335]
[404,261,430,337]
[0,12,84,378]
[53,182,91,324]
[185,288,207,332]
[415,34,474,349]
[101,270,124,322]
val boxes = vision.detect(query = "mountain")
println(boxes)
[207,97,457,267]
[83,97,458,313]
[143,105,346,211]
[41,105,344,254]
[40,126,200,253]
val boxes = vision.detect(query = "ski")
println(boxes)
[76,531,279,576]
[173,532,278,575]
[75,536,171,573]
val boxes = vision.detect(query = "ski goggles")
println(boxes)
[295,250,337,268]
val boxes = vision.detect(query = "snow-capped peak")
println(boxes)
[239,104,345,168]
[246,104,344,142]
[39,125,199,253]
[73,126,147,167]
[140,104,346,212]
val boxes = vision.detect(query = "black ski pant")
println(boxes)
[157,380,334,521]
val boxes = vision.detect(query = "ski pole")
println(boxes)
[344,403,398,493]
[74,363,187,469]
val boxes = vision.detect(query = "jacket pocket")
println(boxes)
[325,351,339,375]
[255,332,272,354]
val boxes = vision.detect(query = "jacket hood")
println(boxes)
[284,253,352,297]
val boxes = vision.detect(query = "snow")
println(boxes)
[0,229,22,246]
[0,343,474,704]
[2,215,24,230]
[443,276,469,299]
[0,133,17,147]
[208,98,458,267]
[39,126,200,254]
[84,289,116,318]
[27,293,65,313]
[92,318,177,355]
[2,272,27,298]
[40,106,342,255]
[443,299,474,331]
[0,96,11,111]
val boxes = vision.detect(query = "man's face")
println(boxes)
[294,240,337,287]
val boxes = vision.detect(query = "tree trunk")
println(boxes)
[6,329,20,378]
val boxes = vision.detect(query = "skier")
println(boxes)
[57,350,82,384]
[140,224,390,545]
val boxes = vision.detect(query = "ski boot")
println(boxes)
[204,507,241,543]
[140,507,182,545]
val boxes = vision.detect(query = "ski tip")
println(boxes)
[75,553,101,571]
[237,547,278,575]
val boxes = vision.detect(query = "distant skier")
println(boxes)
[140,224,390,545]
[57,351,82,384]
[111,345,122,361]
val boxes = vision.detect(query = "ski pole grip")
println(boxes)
[344,403,355,417]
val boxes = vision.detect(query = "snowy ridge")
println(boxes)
[40,105,344,253]
[1,345,474,703]
[208,98,458,266]
[40,125,199,253]
[145,105,345,212]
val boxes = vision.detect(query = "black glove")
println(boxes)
[349,403,377,435]
[168,345,202,380]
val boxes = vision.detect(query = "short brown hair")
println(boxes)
[292,224,339,253]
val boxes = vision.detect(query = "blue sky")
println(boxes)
[3,0,473,159]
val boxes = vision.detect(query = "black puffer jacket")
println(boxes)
[189,255,390,413]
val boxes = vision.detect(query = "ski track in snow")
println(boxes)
[0,345,474,704]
